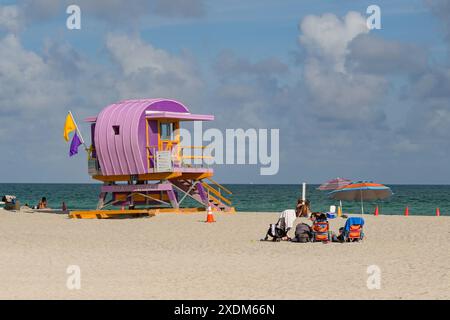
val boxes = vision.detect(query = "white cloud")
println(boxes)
[298,12,387,126]
[303,58,387,123]
[0,34,70,115]
[0,30,204,120]
[105,33,203,102]
[299,11,368,72]
[0,5,24,33]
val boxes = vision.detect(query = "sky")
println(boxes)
[0,0,450,184]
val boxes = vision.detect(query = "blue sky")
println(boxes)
[1,0,450,184]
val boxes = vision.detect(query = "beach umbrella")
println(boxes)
[317,177,352,191]
[328,181,392,214]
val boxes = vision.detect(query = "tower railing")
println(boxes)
[180,146,212,169]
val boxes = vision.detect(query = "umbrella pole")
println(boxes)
[360,190,364,215]
[302,182,306,201]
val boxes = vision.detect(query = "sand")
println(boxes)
[0,208,448,300]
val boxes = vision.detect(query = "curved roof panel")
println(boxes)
[94,99,190,176]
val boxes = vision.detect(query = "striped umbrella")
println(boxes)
[317,177,352,191]
[328,181,393,214]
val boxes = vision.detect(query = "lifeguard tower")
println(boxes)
[70,99,233,219]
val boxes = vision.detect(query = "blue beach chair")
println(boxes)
[343,217,365,242]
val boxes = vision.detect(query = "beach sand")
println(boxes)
[0,209,448,299]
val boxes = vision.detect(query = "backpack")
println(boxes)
[268,217,288,239]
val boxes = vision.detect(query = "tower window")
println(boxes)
[113,125,120,135]
[160,122,174,140]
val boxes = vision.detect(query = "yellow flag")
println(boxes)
[64,113,76,142]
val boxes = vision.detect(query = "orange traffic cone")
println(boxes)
[374,206,379,216]
[436,208,440,217]
[404,206,409,216]
[205,206,215,223]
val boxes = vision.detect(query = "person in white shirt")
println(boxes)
[279,209,297,232]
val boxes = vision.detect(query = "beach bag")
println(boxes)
[268,217,287,239]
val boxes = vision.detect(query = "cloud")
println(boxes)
[425,0,450,41]
[210,50,293,130]
[0,5,24,33]
[303,59,387,125]
[346,34,429,75]
[298,12,388,128]
[408,68,450,100]
[0,29,204,119]
[299,11,368,72]
[399,67,450,142]
[105,33,204,102]
[0,34,70,116]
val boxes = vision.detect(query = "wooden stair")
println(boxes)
[171,178,234,212]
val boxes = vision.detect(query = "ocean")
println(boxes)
[1,183,448,216]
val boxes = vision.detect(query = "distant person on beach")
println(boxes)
[296,199,311,218]
[38,197,48,209]
[2,195,20,211]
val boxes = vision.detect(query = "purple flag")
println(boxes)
[69,132,82,157]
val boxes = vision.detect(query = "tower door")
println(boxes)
[158,121,180,166]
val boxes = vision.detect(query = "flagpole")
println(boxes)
[69,111,88,151]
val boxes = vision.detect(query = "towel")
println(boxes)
[279,209,297,230]
[344,217,365,232]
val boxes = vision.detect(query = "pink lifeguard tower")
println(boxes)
[73,99,233,218]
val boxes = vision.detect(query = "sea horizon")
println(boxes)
[1,183,448,216]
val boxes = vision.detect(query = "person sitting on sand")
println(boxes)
[331,227,345,243]
[38,197,48,209]
[291,222,312,243]
[296,199,311,218]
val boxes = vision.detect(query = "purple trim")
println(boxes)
[148,120,158,168]
[196,183,209,205]
[85,116,97,122]
[101,184,173,193]
[145,100,189,113]
[90,124,97,158]
[174,168,214,173]
[145,112,214,121]
[167,189,179,208]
